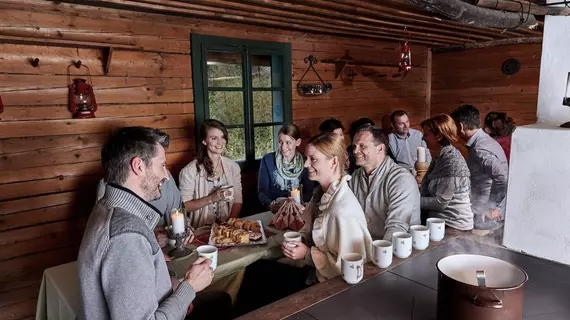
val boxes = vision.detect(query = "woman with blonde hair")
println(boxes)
[420,115,473,230]
[282,132,373,282]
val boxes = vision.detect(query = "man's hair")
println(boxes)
[349,118,375,139]
[318,118,344,134]
[390,110,408,123]
[101,127,170,185]
[354,125,389,154]
[450,104,481,130]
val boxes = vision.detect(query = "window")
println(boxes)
[192,34,292,170]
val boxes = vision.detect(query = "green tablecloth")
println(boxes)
[35,211,283,320]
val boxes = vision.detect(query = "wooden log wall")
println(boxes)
[431,44,542,125]
[0,1,428,319]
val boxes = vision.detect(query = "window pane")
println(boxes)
[253,91,284,124]
[226,128,246,161]
[207,51,242,88]
[254,125,281,159]
[208,91,244,125]
[252,55,283,88]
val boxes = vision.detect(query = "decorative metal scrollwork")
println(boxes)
[297,55,332,96]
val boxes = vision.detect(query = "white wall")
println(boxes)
[536,4,570,124]
[503,5,570,264]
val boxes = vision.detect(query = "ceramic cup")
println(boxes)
[427,218,446,242]
[372,240,393,268]
[196,245,218,271]
[283,231,302,248]
[392,232,413,259]
[410,225,430,251]
[220,186,235,201]
[341,253,364,284]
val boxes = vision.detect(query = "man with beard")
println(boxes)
[78,127,219,319]
[349,125,421,240]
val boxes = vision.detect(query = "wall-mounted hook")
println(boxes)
[73,60,82,69]
[30,58,40,67]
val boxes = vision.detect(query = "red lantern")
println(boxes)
[398,41,412,73]
[69,78,97,119]
[0,95,4,116]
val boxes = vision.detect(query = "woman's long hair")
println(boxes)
[307,132,347,175]
[484,112,515,138]
[421,114,459,146]
[197,119,229,177]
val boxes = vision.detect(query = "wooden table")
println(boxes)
[237,229,467,320]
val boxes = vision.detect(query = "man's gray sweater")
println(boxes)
[78,184,195,320]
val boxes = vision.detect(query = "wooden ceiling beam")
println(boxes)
[185,0,483,43]
[431,36,542,53]
[224,0,494,42]
[469,0,570,16]
[85,0,451,46]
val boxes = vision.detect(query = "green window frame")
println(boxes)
[191,34,292,172]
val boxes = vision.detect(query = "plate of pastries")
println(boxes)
[209,217,267,247]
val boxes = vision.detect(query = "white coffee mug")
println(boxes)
[196,245,218,271]
[220,186,234,201]
[341,253,364,284]
[372,240,393,268]
[410,225,430,251]
[427,218,446,241]
[392,232,413,259]
[283,231,302,248]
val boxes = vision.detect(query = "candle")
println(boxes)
[290,188,301,204]
[417,147,426,163]
[171,210,185,235]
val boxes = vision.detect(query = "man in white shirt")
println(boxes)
[388,110,431,174]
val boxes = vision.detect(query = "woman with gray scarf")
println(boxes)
[258,124,314,212]
[420,115,474,230]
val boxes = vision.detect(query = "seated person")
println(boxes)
[483,111,515,163]
[258,124,314,212]
[388,110,431,174]
[79,126,222,319]
[349,125,420,240]
[318,118,350,171]
[282,133,373,282]
[346,118,375,174]
[420,115,473,230]
[179,119,242,229]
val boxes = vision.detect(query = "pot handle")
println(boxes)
[473,292,504,309]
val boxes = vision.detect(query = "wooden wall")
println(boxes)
[0,1,428,319]
[431,44,542,125]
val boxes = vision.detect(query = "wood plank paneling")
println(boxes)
[431,44,541,126]
[0,1,433,319]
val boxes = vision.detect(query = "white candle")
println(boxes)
[417,147,426,163]
[171,210,185,235]
[290,188,301,204]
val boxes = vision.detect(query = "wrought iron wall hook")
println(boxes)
[297,55,332,96]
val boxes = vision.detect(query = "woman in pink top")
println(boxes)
[483,112,516,164]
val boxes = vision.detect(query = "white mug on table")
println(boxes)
[372,240,393,268]
[283,231,302,248]
[392,232,413,259]
[196,245,218,271]
[341,253,364,284]
[426,218,445,241]
[410,225,430,251]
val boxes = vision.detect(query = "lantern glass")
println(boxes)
[74,93,92,107]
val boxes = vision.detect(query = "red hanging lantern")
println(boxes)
[68,61,97,119]
[0,95,4,117]
[398,40,412,73]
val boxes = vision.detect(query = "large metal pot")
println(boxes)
[436,254,528,320]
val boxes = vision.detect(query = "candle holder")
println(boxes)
[415,161,429,184]
[168,229,192,259]
[288,184,303,205]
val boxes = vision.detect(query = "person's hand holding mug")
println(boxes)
[154,227,169,248]
[208,187,225,203]
[184,257,214,292]
[282,241,308,260]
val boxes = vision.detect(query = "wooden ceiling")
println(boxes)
[70,0,543,47]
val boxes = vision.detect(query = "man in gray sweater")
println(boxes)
[78,127,214,320]
[451,104,509,230]
[349,125,421,240]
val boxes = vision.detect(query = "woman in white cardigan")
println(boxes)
[282,132,373,282]
[179,119,242,229]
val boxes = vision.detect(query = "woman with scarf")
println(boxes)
[257,124,314,212]
[420,115,473,231]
